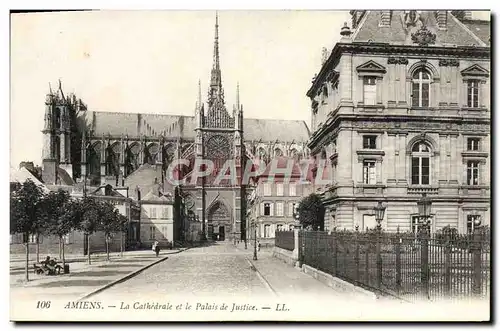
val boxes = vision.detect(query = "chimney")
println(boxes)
[339,22,352,42]
[379,11,392,27]
[436,11,448,30]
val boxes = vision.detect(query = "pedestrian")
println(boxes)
[258,241,261,252]
[153,240,160,257]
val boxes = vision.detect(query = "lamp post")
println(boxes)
[373,201,386,289]
[417,193,432,236]
[417,193,432,299]
[253,220,258,260]
[374,201,386,232]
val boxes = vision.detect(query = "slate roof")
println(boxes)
[10,167,50,193]
[463,20,491,45]
[352,11,489,47]
[79,111,310,142]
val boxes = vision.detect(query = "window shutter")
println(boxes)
[363,163,368,184]
[260,203,264,216]
[270,203,274,216]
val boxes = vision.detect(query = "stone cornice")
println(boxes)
[307,42,490,98]
[308,113,490,152]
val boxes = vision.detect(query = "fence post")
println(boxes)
[420,225,430,300]
[355,226,360,283]
[444,233,452,296]
[472,226,483,297]
[332,229,337,277]
[376,228,382,290]
[395,226,402,295]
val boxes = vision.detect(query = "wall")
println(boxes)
[140,203,174,246]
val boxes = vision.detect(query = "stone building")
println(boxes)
[307,10,490,234]
[247,156,314,244]
[39,13,311,242]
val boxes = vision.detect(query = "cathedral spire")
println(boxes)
[208,11,224,108]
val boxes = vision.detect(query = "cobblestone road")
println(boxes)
[92,242,270,300]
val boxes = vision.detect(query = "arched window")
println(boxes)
[411,142,432,185]
[412,68,431,108]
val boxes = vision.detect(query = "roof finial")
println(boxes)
[236,82,240,109]
[197,79,202,107]
[48,82,53,94]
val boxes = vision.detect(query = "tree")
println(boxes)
[297,193,325,231]
[10,179,46,282]
[78,197,100,265]
[97,201,123,261]
[42,190,82,269]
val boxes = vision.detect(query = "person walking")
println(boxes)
[152,240,160,257]
[154,240,160,257]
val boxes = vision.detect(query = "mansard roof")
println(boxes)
[78,111,310,143]
[352,11,488,47]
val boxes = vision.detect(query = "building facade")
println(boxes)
[139,189,175,248]
[247,157,313,243]
[39,14,311,242]
[307,10,490,234]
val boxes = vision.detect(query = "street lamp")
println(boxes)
[374,201,386,232]
[417,193,432,235]
[253,220,258,261]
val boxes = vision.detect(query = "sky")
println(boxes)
[10,10,350,168]
[9,10,490,168]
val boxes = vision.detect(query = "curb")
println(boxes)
[301,264,378,300]
[245,258,278,297]
[77,248,188,301]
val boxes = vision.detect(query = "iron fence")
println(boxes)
[298,228,490,301]
[275,230,295,251]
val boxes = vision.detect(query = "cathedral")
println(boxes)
[40,14,311,243]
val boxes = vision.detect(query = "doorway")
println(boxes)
[218,226,225,241]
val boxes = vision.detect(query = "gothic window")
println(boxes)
[125,143,140,176]
[145,144,159,165]
[411,68,431,108]
[411,142,432,185]
[467,80,480,108]
[206,135,231,170]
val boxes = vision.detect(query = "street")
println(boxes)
[91,242,271,299]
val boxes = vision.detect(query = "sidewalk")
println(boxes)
[235,243,376,302]
[10,249,185,301]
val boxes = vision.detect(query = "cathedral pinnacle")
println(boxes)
[208,11,224,108]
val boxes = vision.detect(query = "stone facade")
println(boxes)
[39,14,311,243]
[307,10,490,234]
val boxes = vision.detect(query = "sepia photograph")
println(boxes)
[9,8,491,322]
